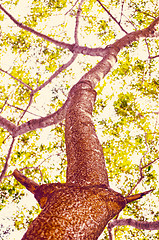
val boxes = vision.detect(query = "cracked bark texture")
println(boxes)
[65,81,109,186]
[22,182,126,240]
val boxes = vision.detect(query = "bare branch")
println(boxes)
[1,54,77,97]
[74,0,85,44]
[140,132,149,171]
[0,98,70,137]
[127,177,144,196]
[34,53,78,93]
[112,16,159,51]
[17,91,34,125]
[119,0,125,24]
[16,167,43,183]
[0,53,77,134]
[0,137,15,183]
[127,127,159,196]
[6,103,42,117]
[0,5,107,56]
[0,4,72,51]
[0,96,9,114]
[15,100,69,136]
[127,132,149,196]
[65,0,80,15]
[122,13,138,30]
[144,39,151,59]
[149,54,159,59]
[108,218,159,231]
[107,224,113,240]
[0,68,33,91]
[126,189,153,203]
[142,157,159,169]
[96,0,128,34]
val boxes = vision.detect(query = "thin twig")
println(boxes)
[0,68,33,90]
[5,155,53,181]
[74,0,85,44]
[128,177,144,196]
[142,157,159,169]
[96,0,128,34]
[34,53,78,93]
[139,132,149,170]
[0,96,9,114]
[144,38,151,58]
[36,155,53,168]
[17,91,34,125]
[122,13,138,30]
[127,132,149,196]
[65,0,80,15]
[0,137,15,183]
[6,103,42,117]
[119,0,125,24]
[149,54,159,59]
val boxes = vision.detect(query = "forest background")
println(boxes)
[0,0,159,239]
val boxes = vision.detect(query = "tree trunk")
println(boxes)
[21,81,127,239]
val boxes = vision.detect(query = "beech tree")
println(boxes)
[0,0,159,239]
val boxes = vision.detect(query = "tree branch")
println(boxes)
[142,157,159,169]
[0,4,72,50]
[74,0,85,44]
[17,91,34,125]
[0,137,15,183]
[34,53,78,93]
[0,68,33,91]
[108,218,159,231]
[6,103,42,117]
[12,169,39,194]
[119,0,125,24]
[65,0,80,15]
[0,95,9,114]
[149,54,159,59]
[0,99,69,137]
[96,0,128,34]
[0,116,17,135]
[1,4,158,57]
[127,131,150,196]
[0,4,107,56]
[0,53,77,134]
[112,16,159,51]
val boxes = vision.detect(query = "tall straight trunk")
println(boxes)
[65,81,109,186]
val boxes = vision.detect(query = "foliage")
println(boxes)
[0,0,159,239]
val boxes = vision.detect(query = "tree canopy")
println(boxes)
[0,0,159,239]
